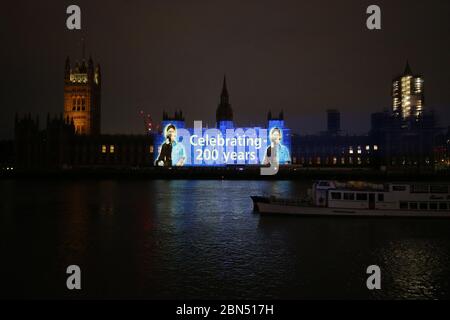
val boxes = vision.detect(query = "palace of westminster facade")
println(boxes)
[2,54,448,172]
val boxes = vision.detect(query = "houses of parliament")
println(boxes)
[11,53,154,169]
[1,53,450,173]
[63,55,101,135]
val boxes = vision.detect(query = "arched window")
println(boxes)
[76,96,81,111]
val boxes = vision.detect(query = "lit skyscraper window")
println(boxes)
[392,61,424,120]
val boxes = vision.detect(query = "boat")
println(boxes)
[251,180,450,218]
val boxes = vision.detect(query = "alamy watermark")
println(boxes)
[366,265,381,290]
[66,265,81,290]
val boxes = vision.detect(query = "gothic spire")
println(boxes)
[220,74,229,105]
[221,75,228,97]
[216,75,233,124]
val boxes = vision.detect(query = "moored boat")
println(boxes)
[251,180,450,218]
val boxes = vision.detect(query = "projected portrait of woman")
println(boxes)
[155,124,186,167]
[262,127,291,166]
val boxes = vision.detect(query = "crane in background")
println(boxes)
[138,110,155,135]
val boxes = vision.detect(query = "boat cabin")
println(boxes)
[312,181,450,211]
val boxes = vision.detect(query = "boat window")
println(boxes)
[409,202,418,210]
[430,185,448,194]
[439,203,447,210]
[377,193,384,202]
[411,185,429,193]
[343,193,355,200]
[331,192,341,200]
[400,202,408,209]
[319,181,330,187]
[392,185,406,191]
[429,203,438,210]
[356,193,367,201]
[419,203,428,210]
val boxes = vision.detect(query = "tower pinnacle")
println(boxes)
[404,60,412,75]
[216,74,233,126]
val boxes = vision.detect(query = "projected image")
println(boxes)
[155,124,187,167]
[154,121,292,167]
[262,127,291,165]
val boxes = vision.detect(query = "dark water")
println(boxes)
[1,179,450,299]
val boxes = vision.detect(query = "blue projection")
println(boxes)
[155,120,291,167]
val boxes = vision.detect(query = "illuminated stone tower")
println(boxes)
[63,54,101,135]
[392,61,424,121]
[216,75,234,130]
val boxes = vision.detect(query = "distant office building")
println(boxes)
[326,109,341,135]
[292,110,373,167]
[433,127,450,170]
[63,55,101,135]
[392,61,424,121]
[363,61,437,171]
[369,110,436,170]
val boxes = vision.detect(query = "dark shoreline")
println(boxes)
[2,166,450,181]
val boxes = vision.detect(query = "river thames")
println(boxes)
[1,179,450,299]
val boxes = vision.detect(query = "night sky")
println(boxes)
[1,0,450,139]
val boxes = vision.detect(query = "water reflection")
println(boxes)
[1,179,450,299]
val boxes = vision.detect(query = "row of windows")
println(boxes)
[72,96,87,111]
[392,185,449,194]
[298,157,370,165]
[330,192,384,202]
[330,193,450,210]
[410,185,448,194]
[400,202,450,211]
[349,145,379,153]
[390,158,432,166]
[297,145,379,154]
[101,145,154,154]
